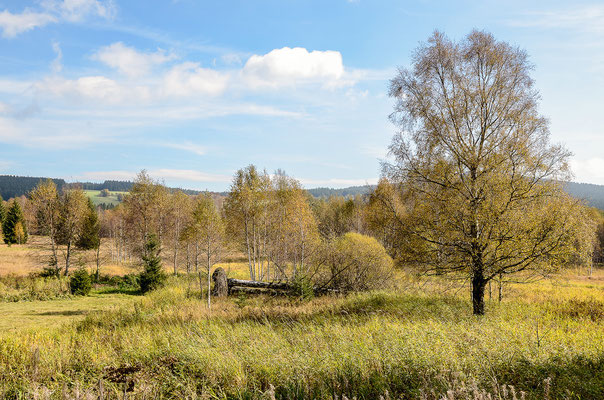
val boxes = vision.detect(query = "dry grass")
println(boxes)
[0,235,144,277]
[0,268,602,398]
[1,236,603,398]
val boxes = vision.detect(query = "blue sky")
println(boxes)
[0,0,603,191]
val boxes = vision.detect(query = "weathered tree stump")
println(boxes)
[211,267,228,297]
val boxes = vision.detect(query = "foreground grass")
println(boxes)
[1,270,603,399]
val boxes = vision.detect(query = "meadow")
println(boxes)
[83,190,126,207]
[0,237,602,399]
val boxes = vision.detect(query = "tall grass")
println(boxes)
[0,274,70,302]
[1,270,603,399]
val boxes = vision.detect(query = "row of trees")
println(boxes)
[12,168,391,297]
[30,180,100,277]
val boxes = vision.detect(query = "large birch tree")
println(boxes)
[384,30,593,315]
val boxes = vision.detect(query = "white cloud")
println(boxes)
[242,47,345,88]
[299,177,378,187]
[509,5,604,35]
[162,62,229,96]
[0,116,24,141]
[37,75,155,104]
[162,141,207,156]
[51,41,63,73]
[570,157,604,185]
[221,53,243,65]
[42,0,116,22]
[31,44,363,105]
[151,169,230,183]
[75,170,136,181]
[0,0,113,38]
[0,116,108,148]
[76,169,230,184]
[0,10,56,38]
[93,42,174,78]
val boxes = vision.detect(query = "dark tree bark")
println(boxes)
[211,267,228,297]
[472,271,486,315]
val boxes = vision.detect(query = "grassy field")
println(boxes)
[84,189,126,206]
[0,292,135,332]
[0,236,136,277]
[0,267,602,399]
[1,238,603,399]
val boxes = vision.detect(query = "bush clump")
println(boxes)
[315,232,394,292]
[69,269,92,296]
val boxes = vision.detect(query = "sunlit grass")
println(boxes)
[0,268,602,399]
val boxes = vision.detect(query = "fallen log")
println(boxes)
[227,278,291,291]
[226,278,340,295]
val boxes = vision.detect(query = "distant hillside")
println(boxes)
[2,175,603,211]
[0,176,203,200]
[0,175,66,200]
[78,180,134,192]
[308,182,604,211]
[563,182,604,210]
[307,185,373,198]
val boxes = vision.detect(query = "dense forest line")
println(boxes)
[3,175,604,211]
[0,175,202,199]
[0,176,67,200]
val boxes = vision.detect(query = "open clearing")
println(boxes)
[0,292,135,332]
[83,189,126,206]
[1,237,603,398]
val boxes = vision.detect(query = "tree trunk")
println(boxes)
[95,243,101,281]
[471,271,486,315]
[64,241,71,276]
[207,246,211,309]
[186,243,190,273]
[194,243,199,272]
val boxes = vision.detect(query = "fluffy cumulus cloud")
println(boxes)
[242,47,345,88]
[93,42,174,78]
[27,45,353,106]
[0,0,113,38]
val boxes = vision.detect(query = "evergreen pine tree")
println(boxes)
[77,198,100,250]
[0,195,5,241]
[139,234,166,293]
[0,194,5,224]
[2,200,27,245]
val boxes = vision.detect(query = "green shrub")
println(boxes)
[38,265,60,279]
[291,275,314,300]
[119,274,140,291]
[69,269,92,296]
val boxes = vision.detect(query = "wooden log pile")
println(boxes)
[227,278,292,294]
[212,268,339,296]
